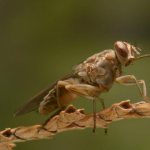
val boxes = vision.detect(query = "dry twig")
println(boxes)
[0,100,150,150]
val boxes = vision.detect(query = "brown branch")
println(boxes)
[1,100,150,150]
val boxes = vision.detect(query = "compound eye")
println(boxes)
[114,41,128,58]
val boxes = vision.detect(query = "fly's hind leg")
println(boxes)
[56,79,77,108]
[116,75,150,101]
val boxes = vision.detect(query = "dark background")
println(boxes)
[1,0,150,150]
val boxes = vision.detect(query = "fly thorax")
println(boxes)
[95,60,116,89]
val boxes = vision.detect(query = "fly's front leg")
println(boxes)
[116,75,149,101]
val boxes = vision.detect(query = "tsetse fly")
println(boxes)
[14,41,150,132]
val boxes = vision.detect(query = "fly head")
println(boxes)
[114,41,150,66]
[114,41,140,66]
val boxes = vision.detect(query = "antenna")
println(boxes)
[136,54,150,60]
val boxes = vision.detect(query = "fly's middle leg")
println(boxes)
[92,98,96,133]
[64,83,100,98]
[57,81,107,132]
[63,83,101,132]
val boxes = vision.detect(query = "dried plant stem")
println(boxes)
[1,100,150,150]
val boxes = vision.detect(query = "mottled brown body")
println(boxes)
[74,50,121,90]
[14,41,150,117]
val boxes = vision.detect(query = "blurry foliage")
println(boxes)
[0,0,150,150]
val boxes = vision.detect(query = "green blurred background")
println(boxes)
[1,0,150,150]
